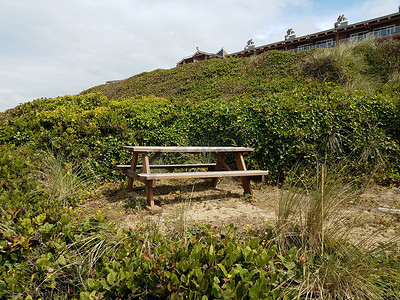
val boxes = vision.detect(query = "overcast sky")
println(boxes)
[0,0,398,111]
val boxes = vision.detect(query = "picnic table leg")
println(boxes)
[234,152,253,195]
[142,153,151,173]
[145,180,155,208]
[128,153,138,191]
[142,153,152,207]
[142,153,161,211]
[211,152,226,188]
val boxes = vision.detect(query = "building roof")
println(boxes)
[216,48,228,57]
[176,49,223,65]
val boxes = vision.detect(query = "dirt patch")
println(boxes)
[84,178,400,241]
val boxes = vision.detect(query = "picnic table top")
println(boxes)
[122,146,254,153]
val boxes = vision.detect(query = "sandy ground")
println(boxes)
[85,178,400,242]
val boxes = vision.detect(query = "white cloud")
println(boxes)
[0,0,399,111]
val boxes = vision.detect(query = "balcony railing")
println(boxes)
[265,25,399,55]
[339,26,400,44]
[287,41,336,53]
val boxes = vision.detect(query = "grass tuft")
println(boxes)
[275,164,400,298]
[38,151,94,206]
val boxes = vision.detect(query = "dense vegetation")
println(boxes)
[0,39,399,298]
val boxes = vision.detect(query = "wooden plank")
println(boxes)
[212,152,232,171]
[122,146,254,153]
[211,152,226,188]
[142,153,151,174]
[378,207,400,216]
[135,152,161,174]
[149,152,162,164]
[124,169,144,182]
[234,152,253,195]
[138,170,269,180]
[116,165,133,169]
[145,180,155,208]
[128,153,138,191]
[116,163,217,170]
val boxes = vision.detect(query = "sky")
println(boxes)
[0,0,399,112]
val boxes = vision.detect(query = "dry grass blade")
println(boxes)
[275,163,399,298]
[39,151,94,206]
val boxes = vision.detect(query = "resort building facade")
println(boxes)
[177,10,400,65]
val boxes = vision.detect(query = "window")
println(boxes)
[315,39,335,49]
[297,44,312,52]
[373,25,396,38]
[350,31,368,42]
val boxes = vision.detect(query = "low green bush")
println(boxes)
[1,88,399,184]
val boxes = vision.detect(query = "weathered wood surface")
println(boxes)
[127,153,138,191]
[378,207,400,216]
[137,170,269,180]
[116,163,217,170]
[234,152,252,195]
[211,152,228,187]
[118,145,268,211]
[122,146,254,153]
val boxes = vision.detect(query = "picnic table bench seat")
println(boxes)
[137,170,269,180]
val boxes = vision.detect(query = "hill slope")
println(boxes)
[82,39,400,100]
[82,51,304,102]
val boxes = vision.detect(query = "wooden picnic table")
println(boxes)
[116,146,269,210]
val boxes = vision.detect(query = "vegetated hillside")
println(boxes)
[81,51,303,101]
[0,39,400,299]
[2,39,400,184]
[82,39,400,100]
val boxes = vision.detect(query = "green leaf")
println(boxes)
[100,279,111,291]
[283,261,296,270]
[170,273,179,286]
[268,260,275,272]
[248,269,259,281]
[208,244,215,264]
[272,289,281,299]
[87,278,95,289]
[249,283,263,299]
[56,255,66,265]
[177,259,189,273]
[288,246,297,256]
[180,274,188,284]
[50,279,56,288]
[107,270,117,285]
[242,246,252,261]
[255,251,270,268]
[217,263,229,278]
[35,257,50,271]
[209,244,214,256]
[268,245,277,257]
[249,238,260,249]
[34,213,47,225]
[212,282,223,298]
[80,292,89,300]
[235,282,248,299]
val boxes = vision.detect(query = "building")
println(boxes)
[177,10,400,65]
[177,48,227,65]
